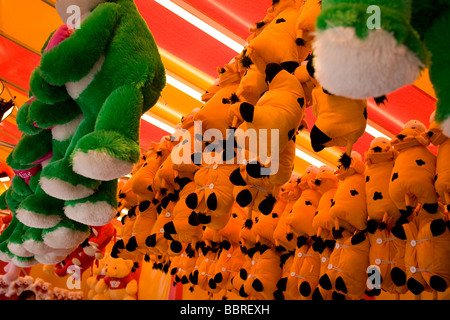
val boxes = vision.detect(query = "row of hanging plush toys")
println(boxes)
[109,0,450,300]
[0,274,83,300]
[0,0,165,281]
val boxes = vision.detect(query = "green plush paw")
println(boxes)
[64,179,118,226]
[16,192,65,229]
[42,218,91,250]
[313,0,427,99]
[40,157,101,200]
[72,130,140,181]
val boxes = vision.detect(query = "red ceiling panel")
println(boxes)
[368,85,436,136]
[183,0,272,40]
[0,36,40,92]
[136,0,238,78]
[138,119,172,151]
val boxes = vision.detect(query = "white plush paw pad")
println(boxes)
[313,27,424,99]
[64,201,116,227]
[72,150,134,181]
[40,177,95,201]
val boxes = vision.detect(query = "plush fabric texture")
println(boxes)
[329,152,368,236]
[389,121,438,214]
[94,256,139,300]
[310,86,367,159]
[428,117,450,210]
[286,166,321,238]
[365,137,402,228]
[35,0,165,196]
[244,1,301,74]
[312,0,450,134]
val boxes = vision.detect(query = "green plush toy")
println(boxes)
[0,101,90,267]
[312,0,450,136]
[32,0,165,207]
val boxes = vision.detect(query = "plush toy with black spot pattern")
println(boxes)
[243,244,282,300]
[210,204,246,293]
[243,0,303,74]
[395,204,450,296]
[364,137,407,296]
[428,111,450,213]
[194,63,241,148]
[309,86,368,169]
[286,165,321,239]
[310,166,338,300]
[273,173,303,252]
[329,152,367,238]
[185,152,239,232]
[330,231,370,300]
[389,120,438,218]
[231,63,306,168]
[295,0,322,60]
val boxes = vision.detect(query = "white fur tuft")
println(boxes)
[11,257,38,268]
[52,114,84,142]
[16,208,62,229]
[23,240,70,256]
[39,177,95,201]
[312,27,424,99]
[7,244,34,258]
[43,227,89,250]
[441,117,450,138]
[72,150,134,181]
[34,252,70,265]
[64,201,116,226]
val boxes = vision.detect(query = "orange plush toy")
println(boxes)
[295,0,322,60]
[185,152,238,232]
[111,206,142,262]
[243,244,282,300]
[396,205,450,296]
[231,63,306,165]
[273,173,303,252]
[331,231,370,300]
[389,120,438,218]
[428,111,450,212]
[163,180,204,245]
[310,166,338,300]
[244,0,302,74]
[286,165,321,239]
[210,205,246,293]
[365,137,401,231]
[194,63,241,144]
[364,137,407,296]
[329,152,367,238]
[310,86,368,168]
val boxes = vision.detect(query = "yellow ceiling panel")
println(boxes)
[0,0,62,53]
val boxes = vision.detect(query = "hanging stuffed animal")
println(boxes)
[428,111,450,213]
[209,204,246,293]
[329,151,368,238]
[242,244,282,300]
[35,0,166,188]
[389,120,438,218]
[310,166,338,300]
[312,0,450,136]
[286,165,321,239]
[243,0,303,74]
[309,85,368,168]
[273,173,303,252]
[364,137,407,296]
[295,0,322,60]
[395,205,450,296]
[329,231,370,300]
